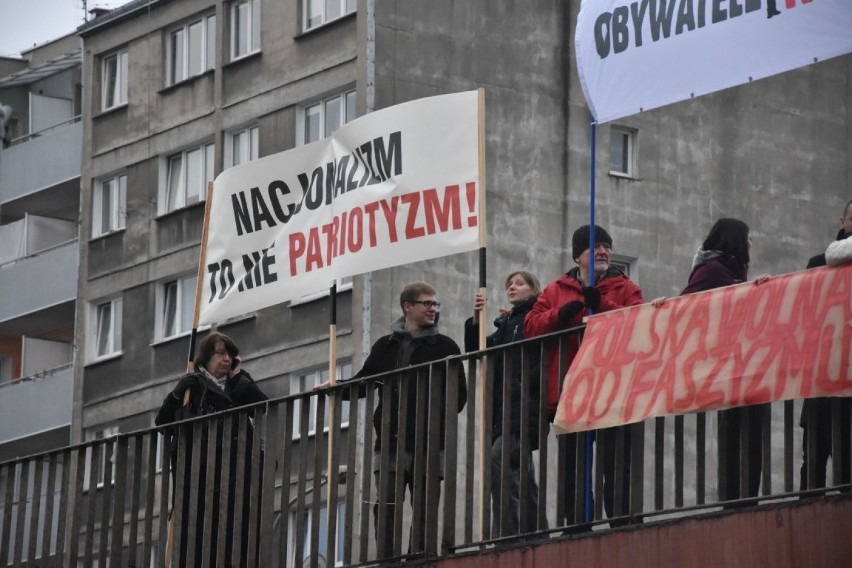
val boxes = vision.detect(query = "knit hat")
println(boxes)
[572,225,613,261]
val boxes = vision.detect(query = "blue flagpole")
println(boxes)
[585,119,597,523]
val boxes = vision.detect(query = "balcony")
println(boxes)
[0,363,72,447]
[0,323,849,567]
[0,118,81,213]
[0,238,78,332]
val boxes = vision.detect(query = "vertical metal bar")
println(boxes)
[343,385,359,565]
[358,385,375,563]
[309,395,326,568]
[442,359,461,553]
[555,337,568,526]
[109,436,129,567]
[215,418,233,566]
[654,417,664,510]
[84,444,100,567]
[0,463,13,568]
[27,458,44,565]
[326,391,342,568]
[593,429,604,520]
[518,345,531,536]
[246,408,264,568]
[613,426,627,519]
[535,338,548,532]
[143,434,159,568]
[231,415,249,567]
[277,400,294,568]
[12,460,30,565]
[184,422,205,568]
[464,358,476,544]
[696,413,706,504]
[392,374,408,557]
[762,405,771,496]
[56,450,73,567]
[629,421,645,518]
[259,403,279,567]
[293,397,310,567]
[158,432,172,568]
[200,418,219,568]
[831,398,842,489]
[784,401,794,493]
[675,415,684,507]
[424,364,442,555]
[97,440,114,568]
[740,408,750,499]
[43,453,58,564]
[127,435,143,566]
[498,349,512,538]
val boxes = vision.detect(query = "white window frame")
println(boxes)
[92,173,127,238]
[101,51,128,111]
[231,0,261,61]
[160,142,215,214]
[84,425,119,490]
[90,297,123,362]
[303,0,356,32]
[609,125,637,178]
[224,125,259,168]
[288,499,346,567]
[291,362,352,439]
[611,253,637,283]
[297,89,356,146]
[155,274,198,341]
[167,13,216,86]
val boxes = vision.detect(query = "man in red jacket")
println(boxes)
[524,224,643,526]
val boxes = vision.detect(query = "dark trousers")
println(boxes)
[373,468,441,558]
[800,397,851,490]
[490,434,546,537]
[718,404,769,501]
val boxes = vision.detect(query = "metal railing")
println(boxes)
[0,326,846,567]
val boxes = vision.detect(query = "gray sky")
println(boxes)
[1,0,129,58]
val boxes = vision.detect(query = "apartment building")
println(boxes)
[0,35,82,462]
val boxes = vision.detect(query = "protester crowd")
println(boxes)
[157,199,852,562]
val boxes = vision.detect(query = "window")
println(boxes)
[303,0,356,31]
[167,14,216,85]
[101,51,128,110]
[84,425,119,489]
[231,0,260,60]
[289,501,346,567]
[611,253,637,282]
[609,126,636,177]
[92,174,127,237]
[91,297,122,360]
[162,142,214,213]
[300,90,356,145]
[157,274,197,341]
[291,362,352,438]
[226,125,259,167]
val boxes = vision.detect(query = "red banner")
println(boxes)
[553,264,852,434]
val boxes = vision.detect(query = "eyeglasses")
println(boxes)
[411,300,441,309]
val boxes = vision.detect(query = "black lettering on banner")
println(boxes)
[595,12,612,58]
[232,192,253,236]
[298,167,324,211]
[238,247,278,292]
[630,0,649,47]
[207,259,235,302]
[335,155,350,198]
[250,186,276,231]
[268,180,295,223]
[650,0,678,41]
[374,131,402,181]
[612,6,630,54]
[676,0,697,34]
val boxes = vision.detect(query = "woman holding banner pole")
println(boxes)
[464,271,548,538]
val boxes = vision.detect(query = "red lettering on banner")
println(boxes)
[380,196,400,243]
[401,193,426,239]
[321,217,339,266]
[348,207,363,253]
[554,265,852,434]
[288,233,305,277]
[364,202,380,247]
[423,185,462,235]
[305,228,323,272]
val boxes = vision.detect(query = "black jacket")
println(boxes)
[352,318,467,453]
[464,296,545,448]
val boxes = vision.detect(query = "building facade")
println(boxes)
[0,35,82,462]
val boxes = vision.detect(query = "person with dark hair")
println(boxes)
[156,332,268,567]
[799,199,852,490]
[464,270,548,538]
[346,281,467,557]
[525,225,644,526]
[681,218,770,502]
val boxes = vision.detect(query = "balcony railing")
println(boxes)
[0,118,81,205]
[0,327,845,567]
[0,363,73,446]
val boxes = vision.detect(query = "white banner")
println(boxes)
[199,90,481,325]
[575,0,852,123]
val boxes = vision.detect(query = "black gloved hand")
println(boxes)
[171,375,198,400]
[558,300,585,327]
[581,286,601,311]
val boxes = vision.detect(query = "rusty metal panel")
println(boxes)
[434,497,852,568]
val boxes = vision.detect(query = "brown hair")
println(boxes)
[505,270,541,295]
[193,332,239,372]
[399,281,437,311]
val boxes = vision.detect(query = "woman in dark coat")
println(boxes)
[681,218,769,502]
[156,332,267,567]
[464,270,548,537]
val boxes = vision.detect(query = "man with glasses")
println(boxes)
[348,281,467,557]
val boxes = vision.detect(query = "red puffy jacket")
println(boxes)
[523,268,643,414]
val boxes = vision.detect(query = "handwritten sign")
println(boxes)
[553,264,852,434]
